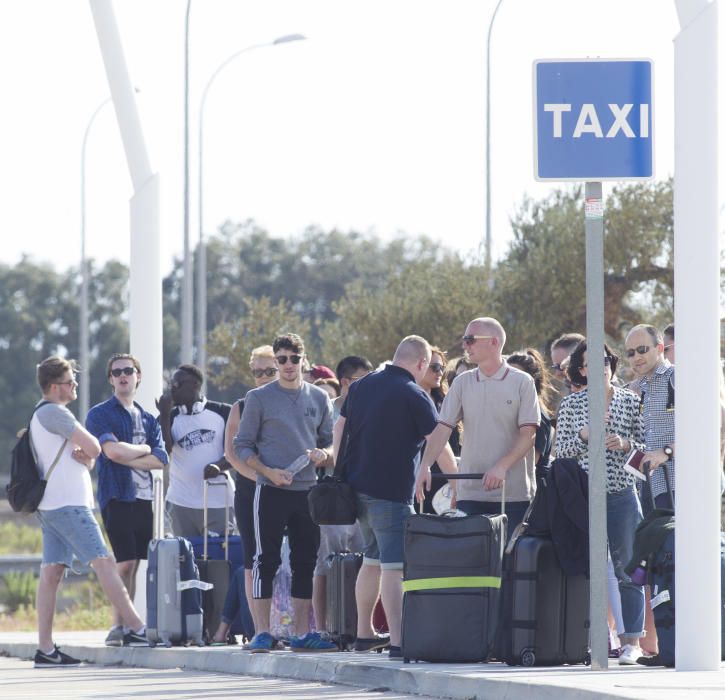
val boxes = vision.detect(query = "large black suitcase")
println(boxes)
[401,504,506,663]
[196,476,233,643]
[325,551,362,649]
[497,533,590,666]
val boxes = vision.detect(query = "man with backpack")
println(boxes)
[29,356,149,667]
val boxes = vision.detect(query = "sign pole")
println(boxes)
[584,181,608,671]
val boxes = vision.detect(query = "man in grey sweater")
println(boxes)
[234,333,334,652]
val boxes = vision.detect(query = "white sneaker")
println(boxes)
[618,644,642,665]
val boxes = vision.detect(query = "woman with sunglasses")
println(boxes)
[214,345,279,643]
[555,340,646,666]
[415,346,460,514]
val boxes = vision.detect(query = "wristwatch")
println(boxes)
[663,445,673,458]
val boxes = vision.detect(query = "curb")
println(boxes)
[0,639,639,700]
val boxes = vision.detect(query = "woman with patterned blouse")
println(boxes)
[555,340,646,666]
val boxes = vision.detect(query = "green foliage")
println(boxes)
[319,256,495,366]
[0,570,36,612]
[493,180,674,351]
[0,521,42,554]
[207,296,311,388]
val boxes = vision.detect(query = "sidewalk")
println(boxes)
[1,631,724,700]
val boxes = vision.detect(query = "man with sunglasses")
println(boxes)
[86,353,168,647]
[625,325,675,508]
[159,364,233,538]
[416,317,540,539]
[234,333,335,652]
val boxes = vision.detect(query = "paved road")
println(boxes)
[0,655,437,700]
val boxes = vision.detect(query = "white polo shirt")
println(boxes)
[438,363,540,503]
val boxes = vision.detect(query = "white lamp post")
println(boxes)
[79,96,112,421]
[485,0,504,272]
[196,33,306,382]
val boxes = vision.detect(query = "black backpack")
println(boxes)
[6,402,66,513]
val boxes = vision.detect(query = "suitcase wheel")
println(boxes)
[583,652,591,666]
[403,657,409,664]
[375,647,384,654]
[164,641,173,648]
[520,649,536,667]
[148,641,156,648]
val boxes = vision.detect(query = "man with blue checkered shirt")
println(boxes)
[625,325,675,508]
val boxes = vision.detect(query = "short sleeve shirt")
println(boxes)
[342,365,438,504]
[438,363,540,503]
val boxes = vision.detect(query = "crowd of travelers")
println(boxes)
[26,316,721,668]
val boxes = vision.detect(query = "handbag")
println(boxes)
[307,395,358,525]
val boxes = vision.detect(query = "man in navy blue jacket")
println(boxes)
[86,353,168,647]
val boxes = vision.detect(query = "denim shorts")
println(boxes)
[37,506,110,568]
[356,493,414,570]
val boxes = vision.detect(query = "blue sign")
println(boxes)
[534,59,653,181]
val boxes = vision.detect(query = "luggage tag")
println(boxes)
[177,579,214,592]
[650,589,670,609]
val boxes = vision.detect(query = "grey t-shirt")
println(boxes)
[234,381,333,491]
[125,405,153,500]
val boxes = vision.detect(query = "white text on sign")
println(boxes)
[543,103,650,139]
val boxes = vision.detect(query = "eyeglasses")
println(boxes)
[347,374,367,382]
[276,354,302,365]
[462,335,494,346]
[110,367,137,377]
[663,344,673,352]
[625,345,651,358]
[551,363,564,371]
[251,367,278,378]
[54,378,78,387]
[428,363,445,374]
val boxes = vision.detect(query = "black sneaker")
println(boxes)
[123,629,149,647]
[34,645,81,668]
[388,645,403,660]
[354,636,391,652]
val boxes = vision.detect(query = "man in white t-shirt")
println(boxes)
[31,356,149,667]
[158,364,233,538]
[85,353,168,647]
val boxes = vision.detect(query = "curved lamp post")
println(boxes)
[79,95,114,421]
[196,33,306,382]
[485,0,504,273]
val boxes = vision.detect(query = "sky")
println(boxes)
[0,0,710,276]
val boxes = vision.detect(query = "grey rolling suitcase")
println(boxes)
[146,476,208,647]
[402,475,507,663]
[325,551,362,650]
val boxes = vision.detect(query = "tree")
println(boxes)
[206,296,310,391]
[318,255,495,366]
[493,180,674,351]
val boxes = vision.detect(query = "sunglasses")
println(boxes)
[252,367,278,378]
[110,367,136,377]
[428,363,445,374]
[625,345,651,358]
[462,335,494,346]
[276,354,302,365]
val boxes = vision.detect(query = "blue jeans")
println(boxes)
[607,486,645,638]
[456,500,529,543]
[356,493,414,569]
[37,506,109,568]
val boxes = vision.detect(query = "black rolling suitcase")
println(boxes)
[497,533,590,666]
[325,551,362,650]
[402,474,507,663]
[196,475,233,643]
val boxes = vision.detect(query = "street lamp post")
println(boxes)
[181,0,193,365]
[196,33,306,383]
[485,0,504,273]
[80,95,112,422]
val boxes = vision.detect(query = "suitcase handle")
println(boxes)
[642,460,674,510]
[152,472,164,541]
[203,468,230,561]
[430,472,506,514]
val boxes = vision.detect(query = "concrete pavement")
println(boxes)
[1,631,724,700]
